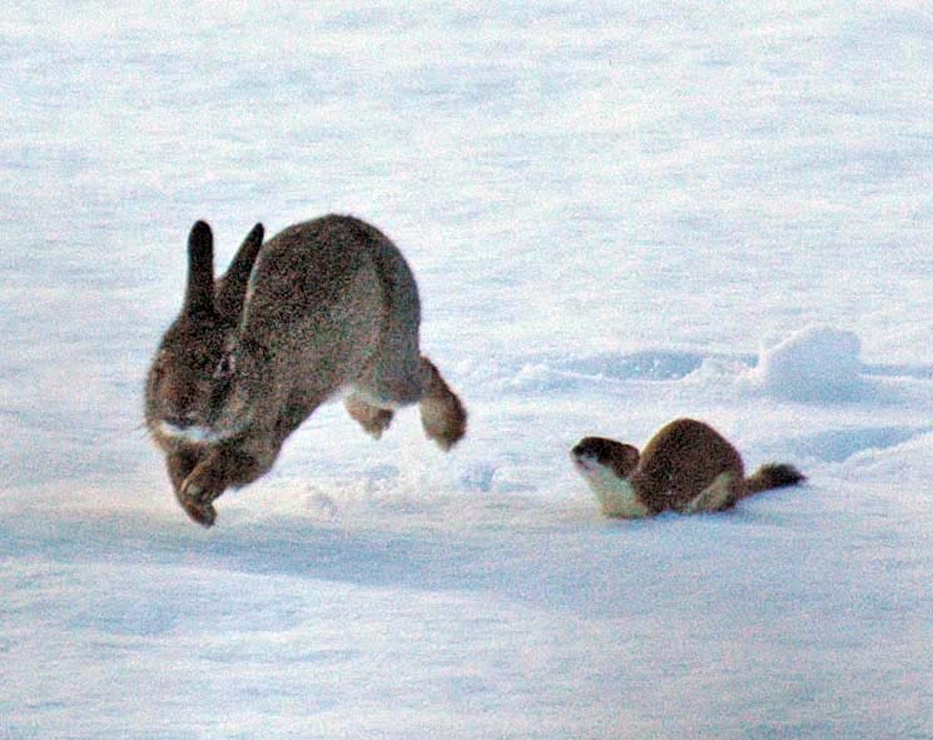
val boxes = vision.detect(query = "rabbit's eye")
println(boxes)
[214,354,236,380]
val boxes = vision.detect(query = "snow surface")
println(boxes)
[3,2,933,737]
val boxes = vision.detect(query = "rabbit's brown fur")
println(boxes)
[571,418,804,518]
[146,215,466,527]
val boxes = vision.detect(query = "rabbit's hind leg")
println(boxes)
[345,393,394,439]
[343,350,417,437]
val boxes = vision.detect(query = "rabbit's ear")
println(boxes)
[184,220,217,318]
[215,223,264,321]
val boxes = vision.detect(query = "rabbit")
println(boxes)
[145,215,467,527]
[570,418,804,518]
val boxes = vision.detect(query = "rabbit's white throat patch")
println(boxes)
[158,421,221,445]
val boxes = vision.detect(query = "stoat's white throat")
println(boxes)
[571,419,805,518]
[572,454,650,519]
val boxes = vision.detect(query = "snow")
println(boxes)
[745,325,867,402]
[2,2,933,737]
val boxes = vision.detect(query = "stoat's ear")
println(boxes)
[611,443,640,478]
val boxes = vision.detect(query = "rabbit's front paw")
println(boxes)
[177,475,220,528]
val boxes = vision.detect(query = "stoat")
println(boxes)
[571,418,805,518]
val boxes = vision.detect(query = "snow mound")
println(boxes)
[747,325,866,403]
[788,426,925,463]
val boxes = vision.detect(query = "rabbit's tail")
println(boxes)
[419,358,467,450]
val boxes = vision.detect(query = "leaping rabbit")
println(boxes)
[145,215,467,527]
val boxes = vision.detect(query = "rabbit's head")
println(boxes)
[145,221,264,453]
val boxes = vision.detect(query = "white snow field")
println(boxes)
[2,2,933,737]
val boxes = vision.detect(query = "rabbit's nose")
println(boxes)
[164,411,198,429]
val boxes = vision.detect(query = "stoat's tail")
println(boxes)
[742,463,806,497]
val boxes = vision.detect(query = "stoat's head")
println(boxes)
[571,437,640,479]
[570,437,649,518]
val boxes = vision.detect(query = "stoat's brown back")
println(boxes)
[632,418,744,513]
